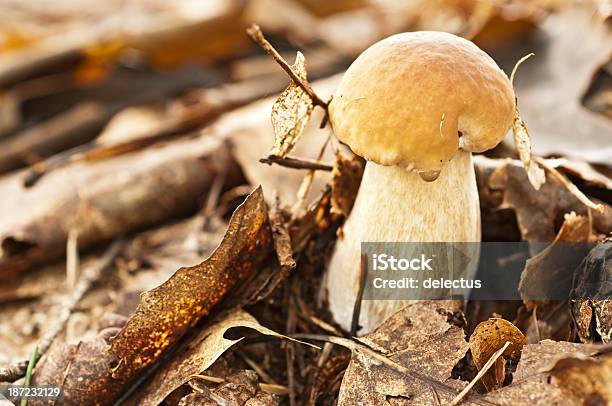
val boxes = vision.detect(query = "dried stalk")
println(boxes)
[246,25,328,109]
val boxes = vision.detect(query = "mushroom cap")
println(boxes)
[329,31,516,173]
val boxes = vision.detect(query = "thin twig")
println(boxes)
[449,342,510,406]
[66,229,79,289]
[260,155,333,171]
[534,156,604,212]
[532,305,541,342]
[0,239,124,383]
[510,53,535,86]
[285,283,297,406]
[201,172,226,231]
[309,316,344,337]
[246,25,328,109]
[237,349,278,385]
[291,133,332,218]
[190,374,289,395]
[350,254,368,336]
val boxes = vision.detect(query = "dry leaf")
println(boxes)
[469,318,526,392]
[484,340,610,405]
[479,156,610,245]
[180,370,280,406]
[571,241,612,344]
[224,75,339,205]
[550,158,612,190]
[129,309,304,406]
[31,336,123,406]
[330,151,365,217]
[269,51,314,158]
[519,212,591,302]
[548,353,612,404]
[511,109,545,190]
[110,187,273,381]
[508,5,612,164]
[338,302,469,405]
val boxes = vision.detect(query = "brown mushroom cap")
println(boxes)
[329,31,516,173]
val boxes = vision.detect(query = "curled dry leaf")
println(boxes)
[110,187,273,381]
[519,212,591,303]
[511,109,545,190]
[548,353,612,405]
[129,309,308,406]
[549,158,612,190]
[469,318,526,392]
[571,241,612,344]
[476,156,611,246]
[269,52,314,158]
[484,340,610,405]
[31,336,122,406]
[338,302,469,405]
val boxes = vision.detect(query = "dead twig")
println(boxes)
[190,374,289,395]
[291,134,332,219]
[246,25,329,109]
[350,255,368,336]
[237,349,278,385]
[260,155,333,171]
[0,239,124,383]
[285,284,298,406]
[66,229,80,289]
[449,342,511,405]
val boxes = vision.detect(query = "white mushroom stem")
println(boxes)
[324,149,481,334]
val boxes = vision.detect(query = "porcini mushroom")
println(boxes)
[324,31,516,334]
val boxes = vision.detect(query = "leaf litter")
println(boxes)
[2,3,612,406]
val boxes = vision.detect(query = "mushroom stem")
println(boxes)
[324,150,481,334]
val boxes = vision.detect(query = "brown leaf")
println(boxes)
[330,152,365,217]
[484,340,609,405]
[180,370,280,406]
[480,157,610,245]
[269,52,314,158]
[221,74,339,205]
[129,309,305,406]
[31,337,122,406]
[338,302,469,405]
[552,158,612,190]
[548,353,612,404]
[469,318,526,392]
[110,187,273,381]
[571,241,612,343]
[508,5,612,164]
[511,109,545,190]
[519,212,591,302]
